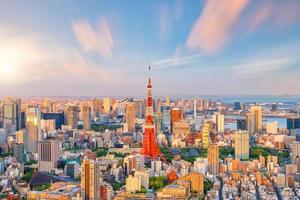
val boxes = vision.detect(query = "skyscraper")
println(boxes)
[82,105,91,130]
[201,121,210,149]
[125,102,135,132]
[1,97,21,133]
[141,66,160,159]
[103,97,111,113]
[215,113,224,133]
[81,159,102,200]
[170,107,181,134]
[65,105,78,130]
[246,106,262,135]
[208,143,219,176]
[26,106,41,154]
[92,99,103,118]
[235,130,249,160]
[287,117,300,130]
[16,130,24,144]
[38,139,59,172]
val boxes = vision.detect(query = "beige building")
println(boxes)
[38,139,59,172]
[202,121,210,149]
[65,105,78,130]
[208,143,219,176]
[41,119,55,133]
[103,97,111,113]
[125,102,136,132]
[81,159,102,200]
[157,184,188,199]
[26,106,41,154]
[246,106,262,135]
[178,172,204,194]
[235,130,249,160]
[82,105,91,130]
[27,182,81,200]
[126,174,141,193]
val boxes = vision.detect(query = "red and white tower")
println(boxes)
[141,66,160,159]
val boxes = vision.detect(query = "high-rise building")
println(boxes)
[14,143,24,163]
[170,107,182,134]
[215,113,224,133]
[235,130,249,160]
[16,130,24,144]
[41,98,52,113]
[126,174,141,193]
[41,112,64,130]
[237,119,247,130]
[208,143,219,176]
[201,121,210,149]
[65,106,78,130]
[134,100,145,119]
[140,66,160,159]
[125,102,135,132]
[103,97,111,113]
[266,121,278,134]
[173,119,190,140]
[1,97,21,133]
[81,159,102,200]
[82,105,91,130]
[246,106,262,135]
[291,141,300,164]
[41,119,56,133]
[207,144,219,176]
[92,99,103,118]
[38,139,59,172]
[26,106,41,154]
[234,102,241,111]
[165,96,170,106]
[0,129,7,145]
[287,117,300,130]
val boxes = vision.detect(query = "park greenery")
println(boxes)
[204,179,213,194]
[35,184,51,191]
[249,146,289,162]
[149,176,167,191]
[111,181,124,191]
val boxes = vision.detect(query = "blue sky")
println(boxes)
[0,0,300,96]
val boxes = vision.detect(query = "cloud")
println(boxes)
[159,4,172,38]
[186,0,300,55]
[247,1,300,31]
[72,18,114,58]
[187,0,248,54]
[230,42,300,79]
[152,52,202,69]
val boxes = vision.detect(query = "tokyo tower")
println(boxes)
[140,65,161,159]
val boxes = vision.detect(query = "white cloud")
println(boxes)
[72,18,114,58]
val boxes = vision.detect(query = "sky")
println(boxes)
[0,0,300,97]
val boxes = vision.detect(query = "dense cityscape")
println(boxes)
[1,0,300,200]
[0,66,300,199]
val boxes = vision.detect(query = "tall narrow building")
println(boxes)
[81,159,102,200]
[201,121,210,149]
[1,97,21,133]
[103,97,111,113]
[246,106,262,135]
[38,139,59,172]
[125,102,136,132]
[65,105,78,130]
[26,106,41,154]
[235,130,249,160]
[208,143,219,176]
[141,66,160,159]
[215,113,224,133]
[170,107,182,134]
[82,105,91,130]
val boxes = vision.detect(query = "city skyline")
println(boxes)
[1,0,300,96]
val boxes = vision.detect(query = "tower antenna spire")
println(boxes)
[148,65,151,86]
